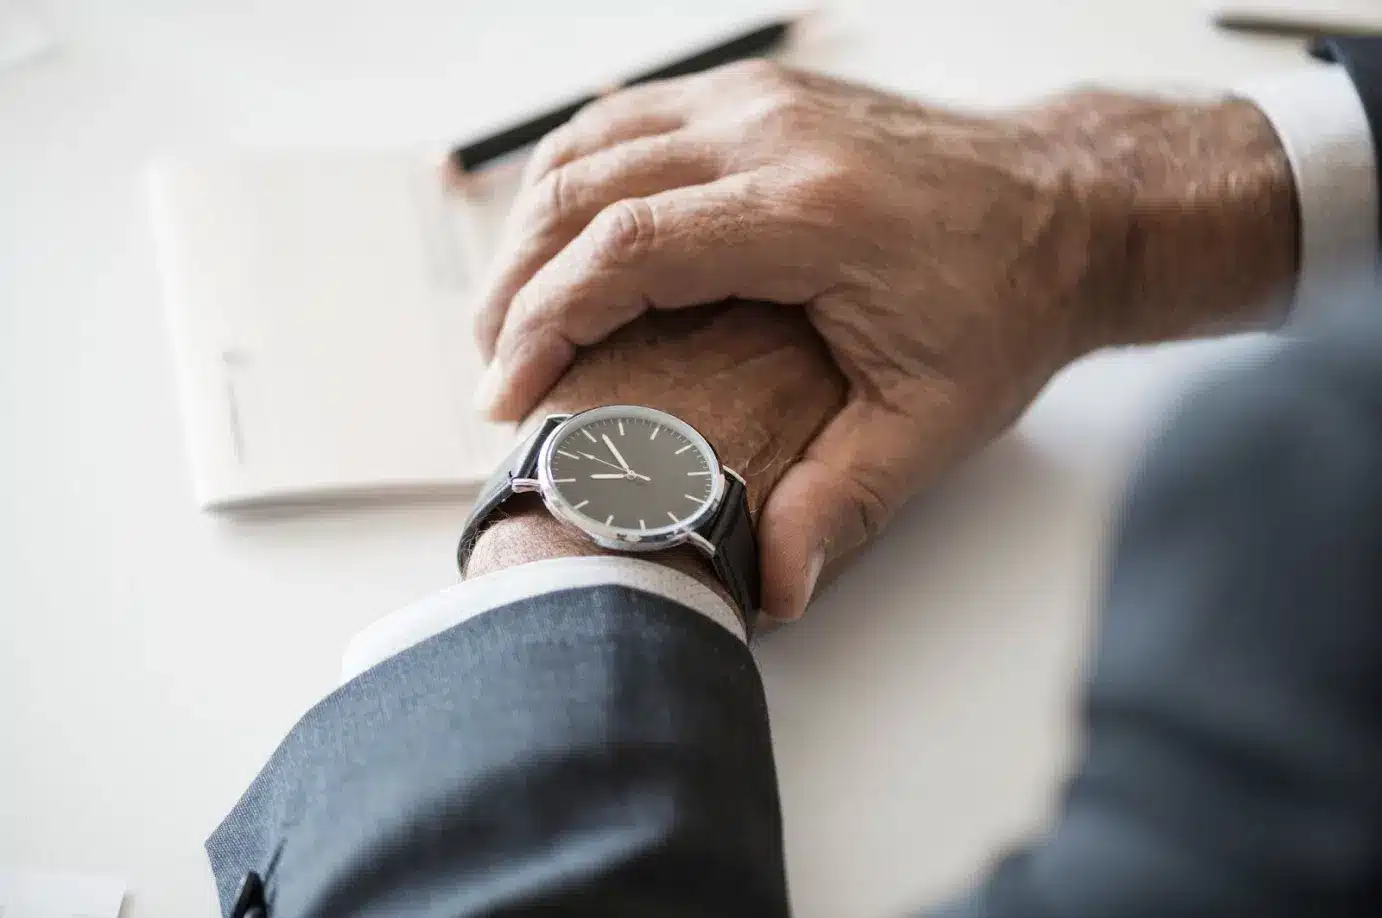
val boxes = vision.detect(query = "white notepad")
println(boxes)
[148,151,523,510]
[0,867,125,918]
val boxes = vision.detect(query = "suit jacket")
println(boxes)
[1325,38,1382,241]
[207,44,1382,918]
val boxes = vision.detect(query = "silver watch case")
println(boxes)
[515,405,728,556]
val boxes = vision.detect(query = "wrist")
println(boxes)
[464,497,595,575]
[466,499,739,615]
[1031,92,1298,352]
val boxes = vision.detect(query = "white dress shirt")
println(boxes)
[341,556,745,683]
[342,65,1379,686]
[1237,66,1379,313]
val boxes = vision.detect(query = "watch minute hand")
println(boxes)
[579,452,627,472]
[601,434,632,472]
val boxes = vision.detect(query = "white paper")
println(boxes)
[148,150,518,510]
[0,0,55,71]
[0,868,126,918]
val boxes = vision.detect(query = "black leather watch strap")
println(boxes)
[698,471,761,636]
[456,414,566,573]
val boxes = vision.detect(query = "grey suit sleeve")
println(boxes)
[1326,38,1382,244]
[940,315,1382,917]
[206,587,789,917]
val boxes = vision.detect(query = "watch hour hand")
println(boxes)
[580,451,650,481]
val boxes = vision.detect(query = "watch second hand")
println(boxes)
[579,452,651,481]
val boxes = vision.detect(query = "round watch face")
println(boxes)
[539,406,723,545]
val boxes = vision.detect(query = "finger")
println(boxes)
[756,395,935,621]
[519,59,780,189]
[519,81,693,190]
[479,177,828,421]
[474,130,724,360]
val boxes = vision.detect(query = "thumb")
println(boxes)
[756,397,920,622]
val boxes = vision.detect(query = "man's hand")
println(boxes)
[466,301,846,614]
[472,62,1297,620]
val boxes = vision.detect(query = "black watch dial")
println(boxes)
[544,408,718,535]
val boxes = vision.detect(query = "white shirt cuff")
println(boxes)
[340,556,745,684]
[1236,67,1380,316]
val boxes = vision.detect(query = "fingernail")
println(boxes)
[472,359,503,416]
[802,548,826,611]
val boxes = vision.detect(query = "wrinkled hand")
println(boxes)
[473,62,1295,620]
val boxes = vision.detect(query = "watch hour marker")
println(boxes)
[605,514,614,526]
[573,500,589,510]
[649,427,659,441]
[639,519,647,531]
[618,420,624,436]
[582,429,596,442]
[667,511,679,523]
[674,444,693,455]
[687,470,710,476]
[558,449,580,460]
[685,494,702,502]
[551,478,575,483]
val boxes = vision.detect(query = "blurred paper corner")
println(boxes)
[0,867,127,918]
[0,0,55,72]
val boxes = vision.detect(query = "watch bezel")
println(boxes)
[536,405,726,553]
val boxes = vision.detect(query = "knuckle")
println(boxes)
[492,297,529,349]
[529,166,572,228]
[793,165,854,204]
[508,167,568,240]
[473,304,500,346]
[498,302,551,362]
[525,124,577,179]
[570,91,625,128]
[760,162,853,219]
[588,197,656,265]
[743,86,813,134]
[722,57,784,86]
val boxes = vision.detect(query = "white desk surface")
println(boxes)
[0,1,1312,915]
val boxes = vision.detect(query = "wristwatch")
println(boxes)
[456,405,761,634]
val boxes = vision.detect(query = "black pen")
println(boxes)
[447,17,803,173]
[1212,8,1381,41]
